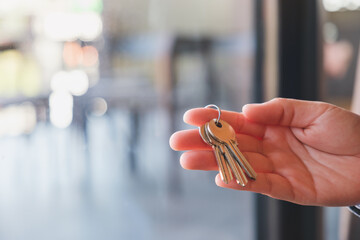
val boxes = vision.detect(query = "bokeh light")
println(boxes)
[63,42,99,68]
[63,42,83,68]
[91,97,107,116]
[323,0,360,12]
[49,90,74,128]
[0,102,36,137]
[82,45,99,67]
[51,70,89,96]
[67,70,89,96]
[42,12,102,42]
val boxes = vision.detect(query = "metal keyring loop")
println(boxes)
[205,104,221,124]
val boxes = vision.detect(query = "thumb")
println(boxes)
[242,98,334,128]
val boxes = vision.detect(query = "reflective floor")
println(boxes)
[0,108,254,240]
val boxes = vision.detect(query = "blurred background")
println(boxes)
[0,0,359,239]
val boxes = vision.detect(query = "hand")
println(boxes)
[169,98,360,206]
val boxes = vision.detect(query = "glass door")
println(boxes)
[0,1,259,239]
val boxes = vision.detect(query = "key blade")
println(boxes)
[225,160,233,182]
[221,145,248,186]
[205,123,233,183]
[228,141,257,180]
[199,125,212,146]
[216,144,233,183]
[213,145,230,184]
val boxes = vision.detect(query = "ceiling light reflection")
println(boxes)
[49,91,73,129]
[51,70,89,96]
[68,70,89,96]
[323,0,360,11]
[42,12,102,41]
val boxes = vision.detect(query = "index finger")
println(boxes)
[183,108,266,138]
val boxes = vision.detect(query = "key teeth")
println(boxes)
[219,166,229,184]
[236,180,246,187]
[228,142,257,180]
[249,172,257,180]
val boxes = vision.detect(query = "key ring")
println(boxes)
[205,104,221,124]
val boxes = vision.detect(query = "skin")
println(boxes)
[169,98,360,206]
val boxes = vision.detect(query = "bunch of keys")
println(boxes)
[199,105,257,186]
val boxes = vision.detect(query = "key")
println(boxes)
[205,122,248,186]
[207,119,257,180]
[202,124,234,184]
[199,124,232,184]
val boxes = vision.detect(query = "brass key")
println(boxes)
[199,124,232,184]
[205,122,248,186]
[207,119,257,180]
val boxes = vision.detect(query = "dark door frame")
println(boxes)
[254,0,323,239]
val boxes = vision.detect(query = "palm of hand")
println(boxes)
[259,125,360,206]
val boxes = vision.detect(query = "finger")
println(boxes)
[170,129,263,153]
[242,98,334,128]
[180,151,273,173]
[183,108,266,138]
[169,129,211,151]
[215,173,294,202]
[180,150,218,170]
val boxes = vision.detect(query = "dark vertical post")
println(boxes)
[253,1,270,240]
[277,1,323,239]
[278,0,321,100]
[255,0,323,240]
[254,0,264,103]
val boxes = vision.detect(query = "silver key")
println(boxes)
[207,119,257,180]
[205,122,248,186]
[199,124,232,184]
